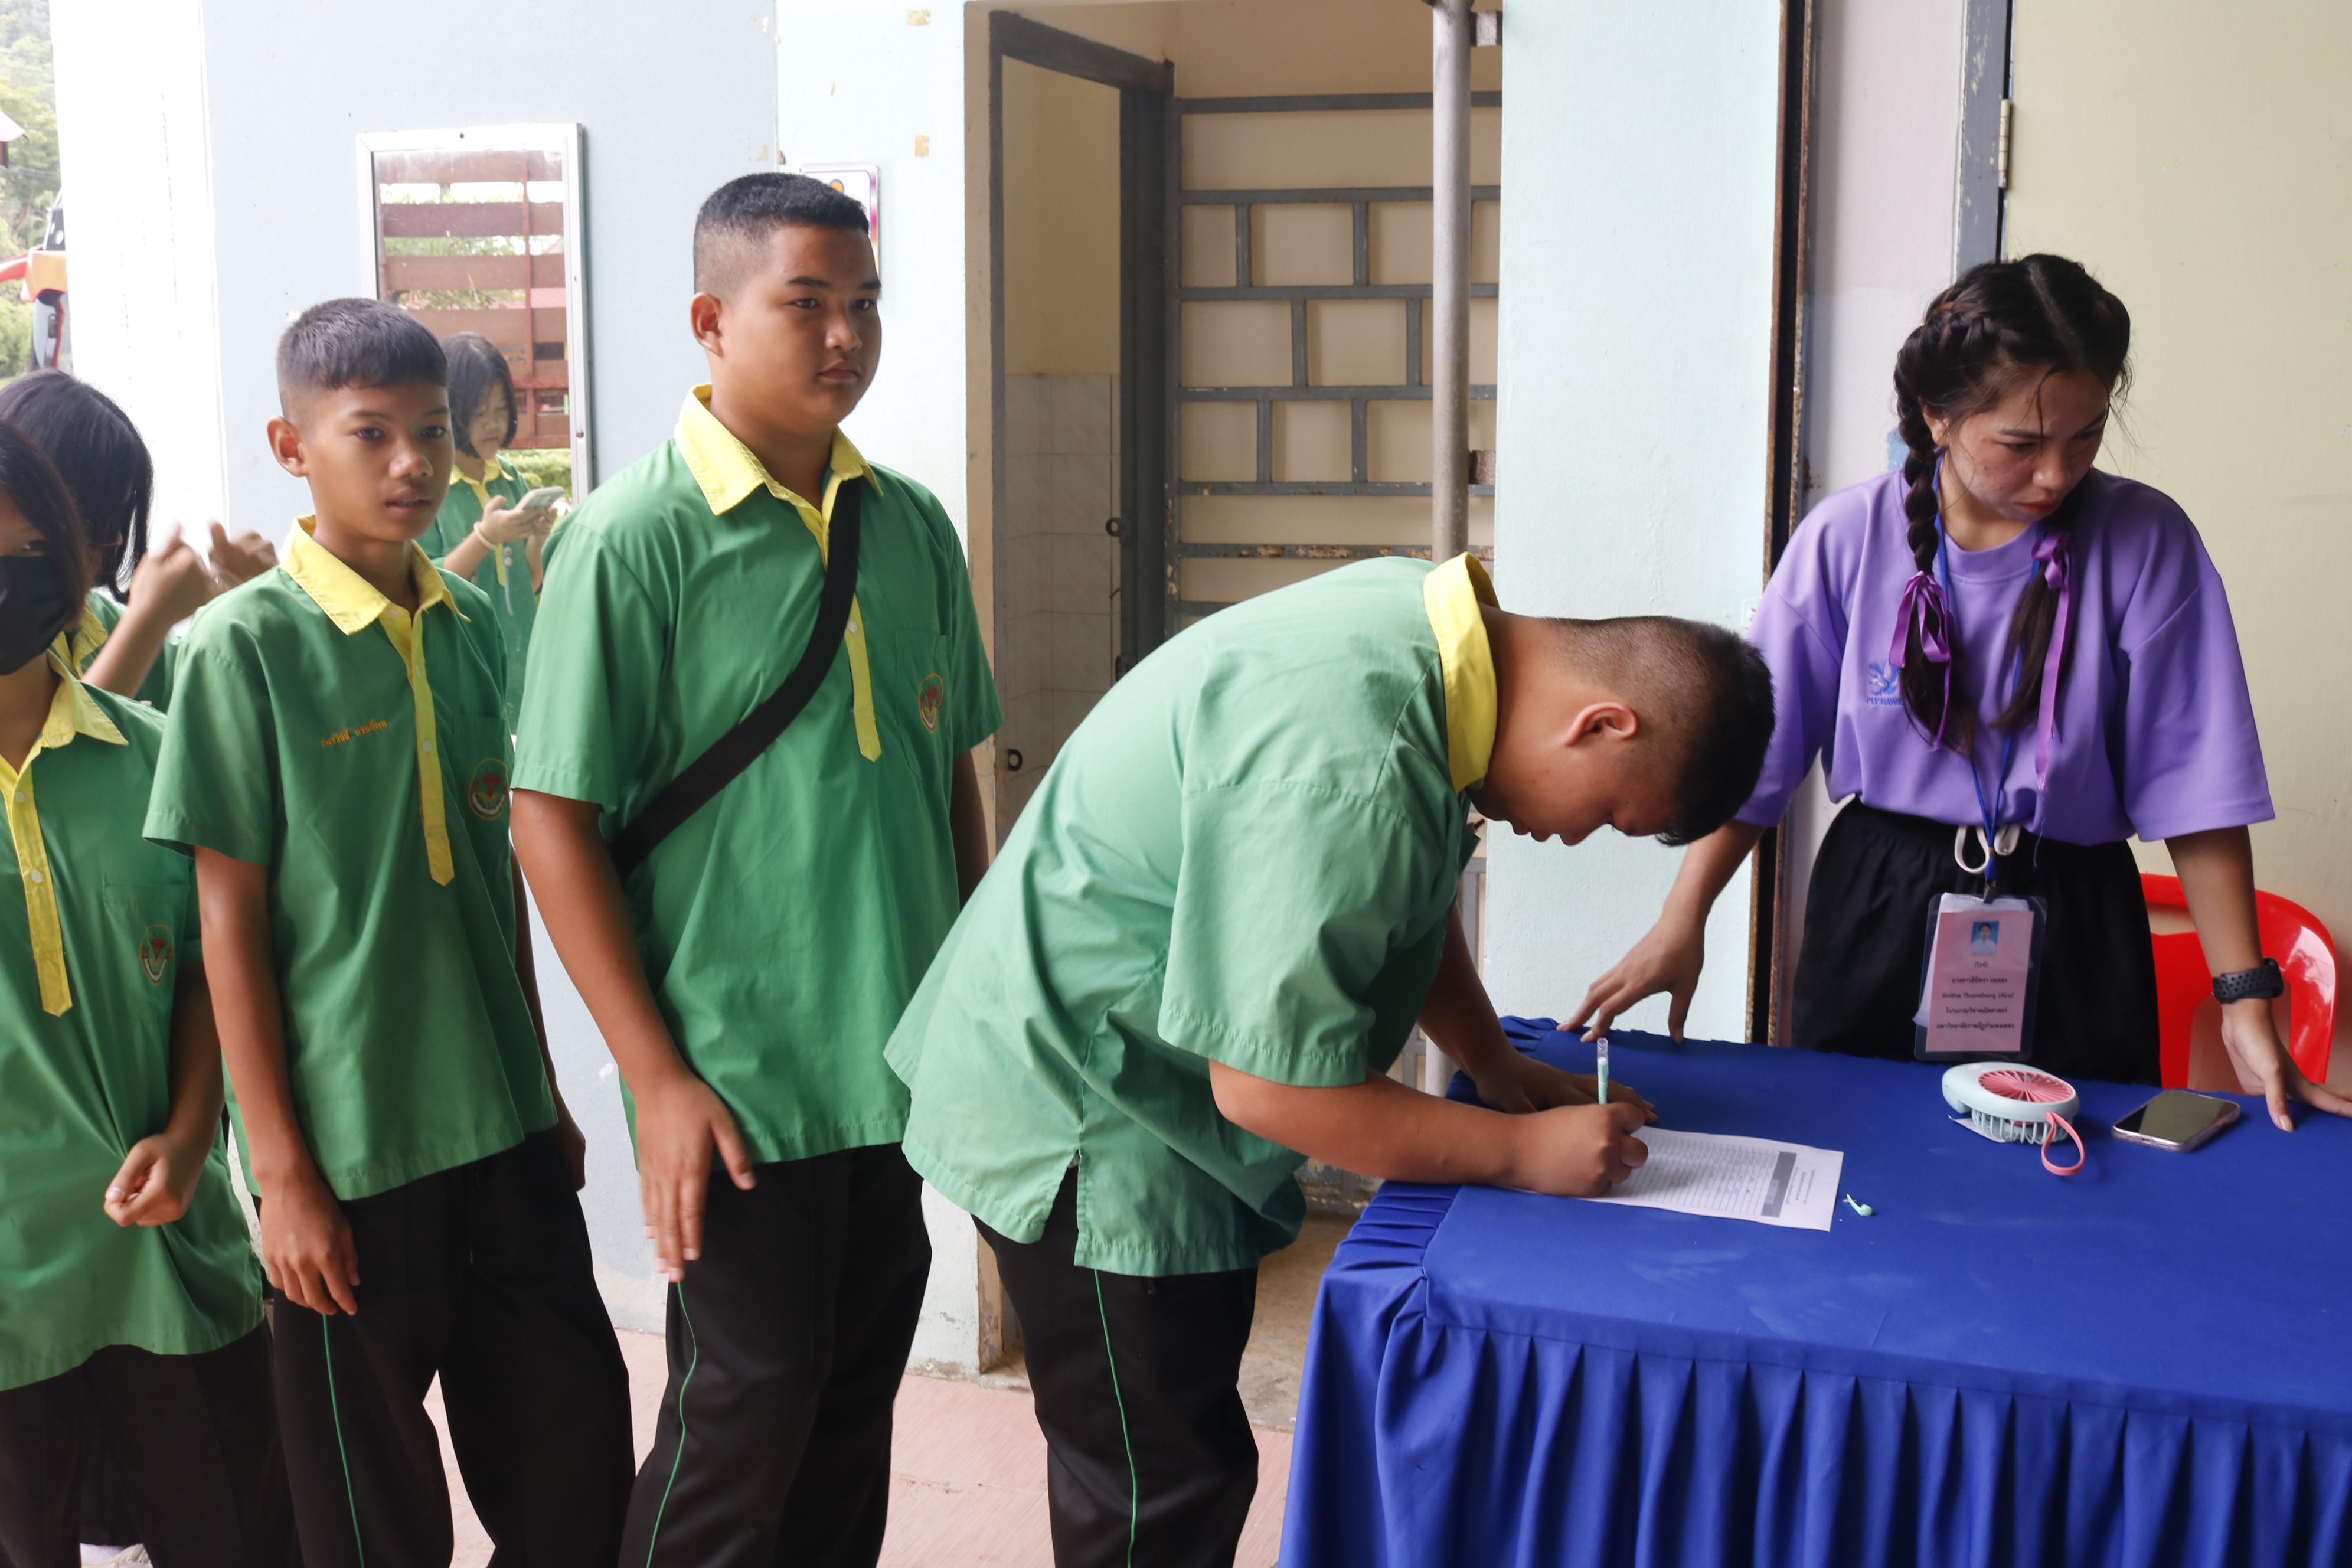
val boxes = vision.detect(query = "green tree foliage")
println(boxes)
[0,0,53,381]
[0,0,55,258]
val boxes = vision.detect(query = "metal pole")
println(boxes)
[1429,0,1474,564]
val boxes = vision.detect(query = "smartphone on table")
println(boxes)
[2112,1090,2240,1152]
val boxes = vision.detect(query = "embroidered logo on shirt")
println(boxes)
[138,925,172,985]
[917,673,945,734]
[1864,660,1903,707]
[321,718,390,749]
[468,757,510,820]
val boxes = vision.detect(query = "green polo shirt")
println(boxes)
[515,388,1000,1167]
[61,589,177,708]
[419,456,537,731]
[144,521,554,1200]
[887,555,1497,1276]
[0,661,261,1391]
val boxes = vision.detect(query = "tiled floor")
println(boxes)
[435,1211,1357,1566]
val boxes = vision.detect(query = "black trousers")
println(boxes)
[1795,803,2162,1084]
[0,1327,296,1568]
[979,1171,1261,1568]
[268,1129,633,1568]
[619,1142,932,1568]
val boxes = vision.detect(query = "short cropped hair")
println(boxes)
[0,370,152,597]
[277,298,446,414]
[444,332,518,458]
[0,417,96,609]
[692,173,871,297]
[1556,615,1776,847]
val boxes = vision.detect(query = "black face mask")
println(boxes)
[0,556,76,675]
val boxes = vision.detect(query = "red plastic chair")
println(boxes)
[2142,874,2337,1089]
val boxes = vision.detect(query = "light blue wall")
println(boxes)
[1483,3,1784,1043]
[194,0,784,1327]
[198,0,782,536]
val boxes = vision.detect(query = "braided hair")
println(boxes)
[1890,254,2130,749]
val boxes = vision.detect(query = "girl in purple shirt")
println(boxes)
[1574,255,2347,1129]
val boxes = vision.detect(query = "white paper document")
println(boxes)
[1581,1128,1845,1232]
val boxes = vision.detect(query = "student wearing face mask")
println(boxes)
[1572,254,2347,1132]
[0,370,277,710]
[0,420,296,1567]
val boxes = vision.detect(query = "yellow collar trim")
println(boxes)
[1423,553,1500,793]
[2,652,128,765]
[0,657,126,1017]
[282,518,464,635]
[453,453,512,505]
[675,385,881,517]
[55,599,110,671]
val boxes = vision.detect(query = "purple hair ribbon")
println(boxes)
[2030,528,2072,786]
[1890,570,1954,749]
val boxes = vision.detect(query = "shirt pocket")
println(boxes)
[436,707,515,831]
[100,882,188,1009]
[885,629,956,788]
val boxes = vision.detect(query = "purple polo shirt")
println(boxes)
[1739,468,2271,846]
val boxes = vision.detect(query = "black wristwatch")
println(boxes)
[2212,958,2284,1005]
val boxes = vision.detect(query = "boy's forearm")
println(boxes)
[950,752,990,904]
[510,864,567,1112]
[1207,1063,1527,1188]
[1417,907,1512,1072]
[162,966,227,1145]
[192,850,317,1188]
[81,604,173,698]
[511,790,691,1094]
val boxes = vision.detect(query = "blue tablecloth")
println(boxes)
[1283,1020,2352,1567]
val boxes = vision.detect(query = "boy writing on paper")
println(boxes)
[888,556,1775,1567]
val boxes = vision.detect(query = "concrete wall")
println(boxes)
[1479,3,1783,1040]
[49,0,230,533]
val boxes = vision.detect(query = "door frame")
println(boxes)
[987,12,1176,694]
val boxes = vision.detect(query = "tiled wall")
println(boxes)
[999,373,1120,824]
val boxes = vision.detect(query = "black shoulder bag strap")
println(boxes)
[607,479,865,879]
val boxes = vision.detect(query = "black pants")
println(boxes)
[1796,803,2161,1084]
[619,1142,932,1567]
[269,1130,633,1568]
[0,1327,296,1568]
[980,1171,1261,1568]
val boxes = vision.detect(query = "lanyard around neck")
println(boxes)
[1935,521,2031,886]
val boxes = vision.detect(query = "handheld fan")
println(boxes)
[1941,1062,2085,1176]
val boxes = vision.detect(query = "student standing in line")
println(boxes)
[512,173,998,1567]
[143,299,632,1567]
[888,553,1775,1567]
[415,332,554,731]
[1572,254,2350,1128]
[0,370,277,708]
[0,423,297,1567]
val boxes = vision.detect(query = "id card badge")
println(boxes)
[1913,891,2049,1061]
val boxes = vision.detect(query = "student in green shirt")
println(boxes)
[0,370,277,708]
[887,554,1776,1567]
[514,173,998,1567]
[0,424,295,1567]
[145,299,631,1567]
[416,332,554,731]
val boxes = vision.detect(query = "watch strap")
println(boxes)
[2212,957,2284,1005]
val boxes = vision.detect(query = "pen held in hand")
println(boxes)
[1596,1036,1610,1107]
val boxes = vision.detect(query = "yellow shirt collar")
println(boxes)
[453,453,512,504]
[7,651,128,761]
[1423,553,1500,793]
[675,384,883,516]
[282,518,465,635]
